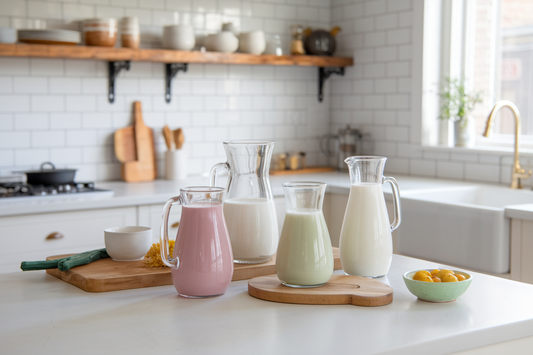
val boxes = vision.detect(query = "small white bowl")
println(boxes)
[238,30,266,55]
[205,31,238,53]
[0,28,17,44]
[104,226,152,261]
[162,24,195,51]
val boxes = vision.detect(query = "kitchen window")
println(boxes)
[423,0,533,149]
[471,0,533,147]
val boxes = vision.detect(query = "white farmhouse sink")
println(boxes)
[397,185,533,274]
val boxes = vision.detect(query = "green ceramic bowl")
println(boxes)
[403,269,473,303]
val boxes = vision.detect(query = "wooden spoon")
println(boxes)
[163,125,173,150]
[174,128,185,149]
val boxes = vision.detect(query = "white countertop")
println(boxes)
[1,172,532,220]
[0,172,485,217]
[2,254,533,354]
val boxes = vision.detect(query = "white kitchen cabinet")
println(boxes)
[510,219,533,284]
[137,203,182,243]
[0,206,136,274]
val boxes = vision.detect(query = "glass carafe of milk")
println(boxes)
[276,182,333,287]
[209,141,278,264]
[339,156,401,278]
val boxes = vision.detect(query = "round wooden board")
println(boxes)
[248,274,393,307]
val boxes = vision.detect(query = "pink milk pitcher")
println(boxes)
[160,186,234,298]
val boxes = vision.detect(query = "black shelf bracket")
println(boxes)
[108,61,131,103]
[318,67,345,102]
[165,63,189,103]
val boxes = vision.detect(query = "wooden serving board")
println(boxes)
[270,166,335,175]
[248,274,393,307]
[46,248,342,293]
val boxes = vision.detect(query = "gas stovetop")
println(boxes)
[0,181,114,204]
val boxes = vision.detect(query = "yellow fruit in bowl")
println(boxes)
[432,277,442,282]
[456,274,466,281]
[437,269,454,279]
[430,269,440,277]
[442,274,459,282]
[413,271,434,282]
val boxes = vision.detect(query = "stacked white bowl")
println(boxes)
[162,24,195,51]
[120,17,139,49]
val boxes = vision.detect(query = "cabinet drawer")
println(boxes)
[0,207,136,274]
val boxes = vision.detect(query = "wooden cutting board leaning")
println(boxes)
[114,101,157,182]
[46,248,343,293]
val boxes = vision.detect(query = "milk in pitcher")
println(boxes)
[339,183,392,277]
[223,198,278,263]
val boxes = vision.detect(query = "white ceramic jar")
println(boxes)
[205,31,239,53]
[238,31,266,55]
[162,24,195,51]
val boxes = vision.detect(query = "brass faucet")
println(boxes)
[483,100,532,189]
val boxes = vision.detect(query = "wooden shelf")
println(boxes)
[0,43,353,67]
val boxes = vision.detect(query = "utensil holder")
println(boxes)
[165,150,187,180]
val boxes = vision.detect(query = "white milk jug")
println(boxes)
[339,156,401,278]
[210,141,278,264]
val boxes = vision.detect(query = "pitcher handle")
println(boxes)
[160,196,183,268]
[383,176,401,231]
[209,162,230,187]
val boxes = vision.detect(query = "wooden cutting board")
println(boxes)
[114,101,157,182]
[270,166,335,175]
[248,274,393,307]
[46,248,342,293]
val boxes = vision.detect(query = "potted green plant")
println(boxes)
[438,77,482,147]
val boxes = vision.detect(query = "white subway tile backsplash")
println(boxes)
[410,159,436,177]
[437,161,464,180]
[50,113,82,129]
[31,131,65,147]
[465,164,500,183]
[0,95,30,112]
[66,95,97,112]
[387,0,411,12]
[0,0,511,186]
[50,77,81,94]
[375,13,397,30]
[31,58,64,76]
[0,58,29,75]
[0,78,13,93]
[0,132,30,148]
[63,4,95,20]
[14,113,48,130]
[3,0,27,17]
[364,0,386,16]
[66,130,99,146]
[15,148,49,166]
[14,77,48,93]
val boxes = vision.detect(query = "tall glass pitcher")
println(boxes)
[160,186,233,298]
[339,156,401,278]
[276,182,333,287]
[210,141,279,264]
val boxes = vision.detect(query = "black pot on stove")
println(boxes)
[21,162,77,186]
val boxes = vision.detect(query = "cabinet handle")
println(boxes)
[46,232,64,240]
[171,222,180,228]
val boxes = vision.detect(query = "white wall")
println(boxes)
[0,0,331,181]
